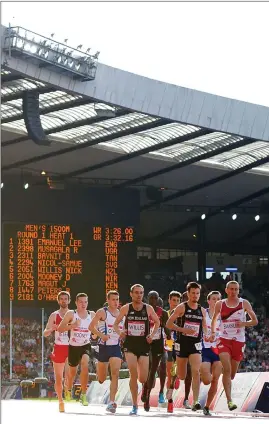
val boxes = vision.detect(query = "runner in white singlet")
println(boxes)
[89,290,124,413]
[58,292,95,406]
[211,281,258,411]
[44,291,70,413]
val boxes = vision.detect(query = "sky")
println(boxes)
[2,2,269,107]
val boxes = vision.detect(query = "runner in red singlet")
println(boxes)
[211,281,258,411]
[44,291,70,412]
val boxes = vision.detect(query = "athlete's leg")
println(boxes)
[219,352,232,402]
[205,361,222,409]
[137,355,150,384]
[189,353,202,404]
[184,364,192,403]
[158,353,166,395]
[63,359,69,391]
[80,353,90,394]
[97,362,109,384]
[108,357,121,402]
[200,361,212,386]
[53,362,65,403]
[125,352,139,406]
[67,365,78,391]
[176,357,188,380]
[166,361,173,388]
[231,359,240,380]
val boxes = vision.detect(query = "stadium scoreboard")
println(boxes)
[4,223,136,307]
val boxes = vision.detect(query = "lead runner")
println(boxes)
[211,281,258,411]
[44,291,70,412]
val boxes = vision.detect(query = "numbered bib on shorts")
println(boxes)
[195,342,202,351]
[184,321,200,337]
[174,342,180,352]
[128,321,145,336]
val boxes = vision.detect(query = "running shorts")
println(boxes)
[174,341,202,358]
[68,343,91,367]
[50,344,69,364]
[98,344,122,362]
[217,337,245,362]
[202,347,220,364]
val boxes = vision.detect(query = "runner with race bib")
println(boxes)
[141,291,170,411]
[113,284,160,416]
[166,282,207,412]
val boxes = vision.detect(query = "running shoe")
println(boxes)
[65,390,72,402]
[80,393,89,406]
[174,377,180,390]
[158,393,165,404]
[59,401,65,413]
[129,405,138,415]
[144,400,150,412]
[203,406,212,416]
[228,401,237,411]
[183,400,191,409]
[106,402,117,413]
[167,400,174,413]
[192,401,201,411]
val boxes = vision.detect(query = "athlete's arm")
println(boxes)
[89,309,108,341]
[210,300,221,339]
[166,303,195,335]
[240,300,258,328]
[113,304,128,337]
[147,305,160,340]
[162,310,171,338]
[43,312,57,337]
[201,307,208,337]
[57,310,76,333]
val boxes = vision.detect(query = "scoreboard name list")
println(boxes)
[8,224,134,302]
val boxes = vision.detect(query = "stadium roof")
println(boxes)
[1,25,269,254]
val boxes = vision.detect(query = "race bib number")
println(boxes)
[184,321,200,337]
[128,321,145,336]
[152,327,162,340]
[195,342,202,351]
[174,342,180,352]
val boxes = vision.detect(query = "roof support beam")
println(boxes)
[151,186,269,240]
[236,223,267,242]
[1,98,94,124]
[1,74,24,84]
[2,109,131,147]
[2,118,170,170]
[114,137,255,188]
[141,155,269,211]
[60,128,213,179]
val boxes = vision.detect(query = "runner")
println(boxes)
[167,282,207,412]
[113,284,160,415]
[157,297,167,405]
[58,292,95,406]
[141,291,170,411]
[43,291,70,412]
[211,281,258,411]
[201,291,222,416]
[89,290,124,414]
[181,291,193,410]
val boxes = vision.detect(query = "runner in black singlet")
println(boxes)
[167,282,207,412]
[141,291,170,411]
[113,284,160,416]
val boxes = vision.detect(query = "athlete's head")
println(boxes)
[75,293,88,310]
[168,291,181,310]
[107,290,119,309]
[148,291,159,308]
[207,291,221,308]
[158,297,163,308]
[186,282,201,303]
[225,281,239,299]
[57,291,70,309]
[182,291,188,302]
[130,284,144,304]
